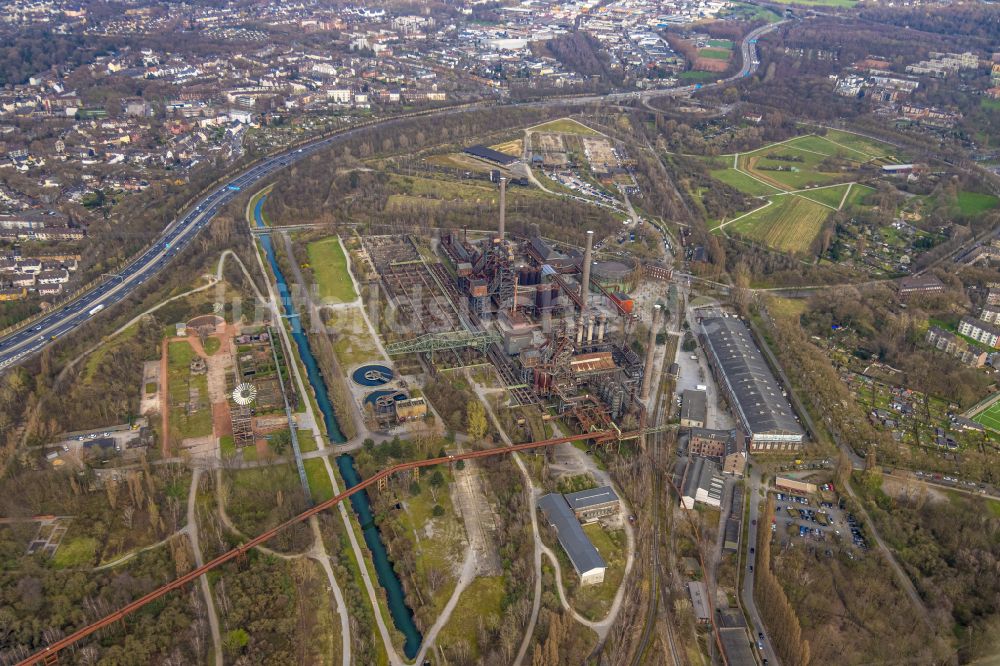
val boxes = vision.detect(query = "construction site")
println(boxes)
[364,176,667,441]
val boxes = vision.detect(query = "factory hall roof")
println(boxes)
[700,317,804,439]
[565,485,619,511]
[464,144,518,166]
[537,494,606,576]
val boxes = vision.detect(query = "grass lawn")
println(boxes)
[766,296,808,323]
[821,128,894,160]
[203,337,221,356]
[710,166,785,196]
[304,458,334,501]
[707,39,734,48]
[971,400,1000,434]
[327,306,381,367]
[567,525,626,621]
[167,340,213,440]
[306,237,357,304]
[792,182,852,209]
[729,195,831,254]
[298,429,318,453]
[957,191,999,216]
[725,3,783,22]
[699,48,731,60]
[844,183,876,209]
[528,118,601,135]
[679,70,719,81]
[145,382,157,394]
[437,576,505,659]
[220,434,235,459]
[52,536,98,568]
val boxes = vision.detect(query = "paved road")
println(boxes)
[742,466,781,666]
[0,19,783,374]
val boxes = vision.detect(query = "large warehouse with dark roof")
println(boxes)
[699,316,805,452]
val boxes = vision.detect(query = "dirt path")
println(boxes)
[160,339,170,457]
[188,468,224,666]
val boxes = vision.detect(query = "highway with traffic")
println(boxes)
[0,20,780,373]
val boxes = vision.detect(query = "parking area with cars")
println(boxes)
[771,487,868,552]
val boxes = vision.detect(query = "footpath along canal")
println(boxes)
[253,194,422,659]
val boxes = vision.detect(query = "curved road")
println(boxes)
[0,20,783,374]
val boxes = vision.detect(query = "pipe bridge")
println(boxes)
[384,329,502,356]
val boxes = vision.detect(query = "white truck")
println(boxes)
[88,304,105,316]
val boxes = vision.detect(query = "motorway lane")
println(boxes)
[0,21,782,373]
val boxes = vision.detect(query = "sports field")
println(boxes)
[728,195,831,254]
[972,400,1000,434]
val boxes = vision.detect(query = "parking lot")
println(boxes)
[771,488,868,552]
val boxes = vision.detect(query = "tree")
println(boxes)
[466,399,488,441]
[429,470,445,488]
[223,628,249,656]
[432,504,445,517]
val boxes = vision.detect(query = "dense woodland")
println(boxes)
[856,473,1000,661]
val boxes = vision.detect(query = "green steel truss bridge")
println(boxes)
[384,330,502,356]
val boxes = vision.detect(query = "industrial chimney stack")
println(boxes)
[580,230,593,312]
[498,177,507,241]
[640,304,661,401]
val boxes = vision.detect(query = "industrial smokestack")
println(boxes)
[587,315,595,344]
[640,304,661,401]
[598,314,607,343]
[580,230,593,311]
[498,177,507,241]
[576,316,584,345]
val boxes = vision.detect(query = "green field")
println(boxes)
[52,536,98,568]
[707,39,734,48]
[844,183,876,208]
[303,458,334,501]
[306,237,357,304]
[957,191,999,216]
[437,577,505,659]
[679,70,719,81]
[765,0,856,6]
[167,340,213,440]
[972,400,1000,434]
[710,167,784,196]
[706,133,894,255]
[203,337,221,356]
[528,118,601,135]
[729,196,831,254]
[820,129,894,161]
[699,48,731,60]
[220,434,235,458]
[791,183,852,209]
